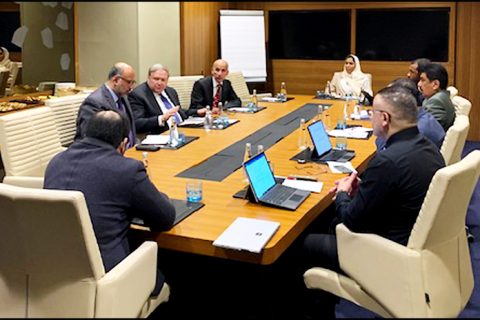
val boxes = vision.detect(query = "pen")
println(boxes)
[287,175,318,182]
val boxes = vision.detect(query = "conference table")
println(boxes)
[127,94,377,265]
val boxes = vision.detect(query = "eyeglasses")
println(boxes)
[118,76,136,86]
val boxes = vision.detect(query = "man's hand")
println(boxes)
[329,172,359,198]
[163,106,180,120]
[196,108,207,116]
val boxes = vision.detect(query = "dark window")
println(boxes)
[356,8,450,62]
[0,11,21,52]
[269,10,351,60]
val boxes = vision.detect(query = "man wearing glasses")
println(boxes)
[299,86,445,318]
[75,62,138,149]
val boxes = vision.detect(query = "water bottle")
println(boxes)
[204,105,213,131]
[279,82,287,102]
[142,152,152,179]
[257,144,264,155]
[298,118,307,150]
[169,117,179,146]
[244,142,253,162]
[249,89,258,112]
[316,104,323,122]
[322,105,331,132]
[325,81,331,95]
[243,143,253,182]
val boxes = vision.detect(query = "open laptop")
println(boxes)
[243,152,310,210]
[307,120,355,162]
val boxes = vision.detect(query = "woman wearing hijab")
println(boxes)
[327,54,373,100]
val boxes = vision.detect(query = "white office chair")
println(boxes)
[44,93,89,146]
[227,71,272,106]
[0,106,65,178]
[451,95,472,116]
[440,114,470,166]
[0,182,170,318]
[304,150,480,318]
[167,75,203,110]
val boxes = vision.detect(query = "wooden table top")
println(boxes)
[126,95,376,264]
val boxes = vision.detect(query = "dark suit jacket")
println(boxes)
[335,127,445,245]
[44,137,176,293]
[189,76,241,112]
[75,84,137,147]
[128,82,187,134]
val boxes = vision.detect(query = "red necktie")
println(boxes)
[213,83,222,108]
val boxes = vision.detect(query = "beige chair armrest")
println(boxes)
[96,241,158,318]
[2,176,45,189]
[336,224,426,317]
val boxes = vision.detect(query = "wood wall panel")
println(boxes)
[455,2,480,141]
[180,1,479,141]
[180,2,230,76]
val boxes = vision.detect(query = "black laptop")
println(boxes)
[243,152,310,210]
[307,120,355,162]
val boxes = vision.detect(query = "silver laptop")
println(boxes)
[243,152,310,210]
[308,120,355,162]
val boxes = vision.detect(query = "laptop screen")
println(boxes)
[243,152,276,199]
[308,120,332,156]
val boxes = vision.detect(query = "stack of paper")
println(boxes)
[141,135,170,145]
[213,217,280,253]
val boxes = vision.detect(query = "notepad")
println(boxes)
[141,134,170,145]
[213,217,280,253]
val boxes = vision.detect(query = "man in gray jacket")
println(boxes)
[418,62,456,132]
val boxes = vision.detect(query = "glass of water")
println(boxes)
[335,135,348,150]
[186,180,203,203]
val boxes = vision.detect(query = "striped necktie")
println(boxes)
[160,94,182,124]
[213,83,222,109]
[117,97,135,148]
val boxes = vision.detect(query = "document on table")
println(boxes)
[178,117,205,127]
[282,179,323,193]
[141,134,170,145]
[213,217,280,253]
[328,127,373,139]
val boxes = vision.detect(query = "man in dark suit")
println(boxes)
[189,59,241,116]
[75,62,137,149]
[128,64,192,135]
[44,109,176,296]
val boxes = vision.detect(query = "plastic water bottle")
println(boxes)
[257,144,264,155]
[249,89,258,112]
[169,117,179,146]
[325,81,332,95]
[322,105,331,131]
[243,143,253,182]
[316,104,323,122]
[244,142,253,162]
[279,82,287,102]
[298,118,307,150]
[204,105,213,131]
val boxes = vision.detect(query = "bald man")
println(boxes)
[189,59,241,116]
[75,62,138,148]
